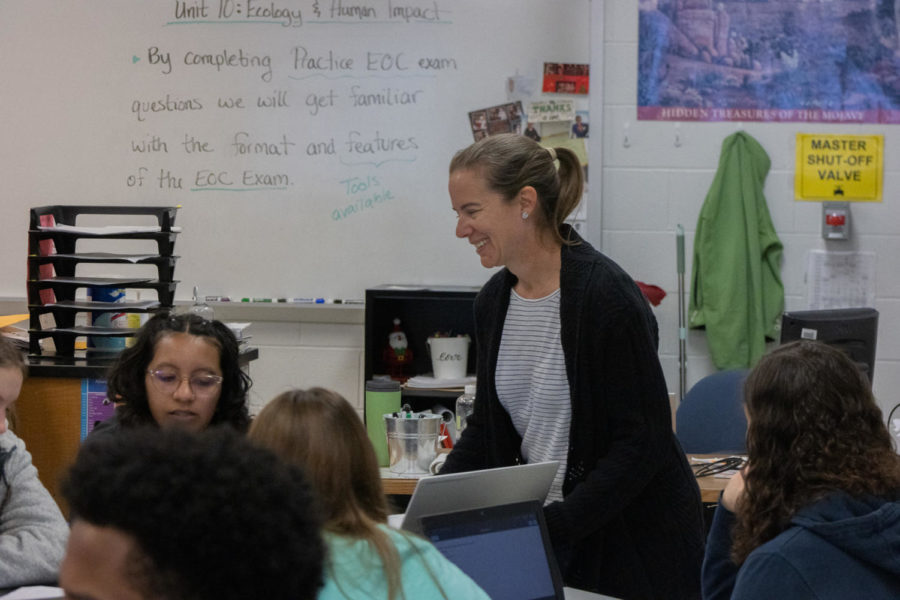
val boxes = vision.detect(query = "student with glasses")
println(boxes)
[89,312,251,438]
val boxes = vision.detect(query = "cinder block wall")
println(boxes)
[599,1,900,419]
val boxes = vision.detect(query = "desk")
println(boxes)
[381,454,739,504]
[0,586,63,599]
[689,453,741,503]
[380,468,419,496]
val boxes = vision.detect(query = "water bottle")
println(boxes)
[190,286,215,320]
[455,384,476,437]
[365,379,401,467]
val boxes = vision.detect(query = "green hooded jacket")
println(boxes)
[689,131,784,369]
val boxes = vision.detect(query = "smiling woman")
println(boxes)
[442,134,705,599]
[86,312,251,441]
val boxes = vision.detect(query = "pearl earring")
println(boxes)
[522,211,529,220]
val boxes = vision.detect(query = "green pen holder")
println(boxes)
[365,379,401,467]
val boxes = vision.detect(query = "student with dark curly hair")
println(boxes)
[702,340,900,599]
[90,311,251,437]
[60,426,325,600]
[248,388,489,600]
[0,337,68,587]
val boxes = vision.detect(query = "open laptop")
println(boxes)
[398,461,559,534]
[420,500,565,600]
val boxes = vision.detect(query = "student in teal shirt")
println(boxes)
[249,388,489,600]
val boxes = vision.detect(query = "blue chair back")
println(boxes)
[676,369,749,454]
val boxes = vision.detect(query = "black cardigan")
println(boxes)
[441,229,705,600]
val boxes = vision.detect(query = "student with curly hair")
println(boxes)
[0,336,68,587]
[702,340,900,599]
[90,311,250,437]
[60,426,324,600]
[248,388,489,600]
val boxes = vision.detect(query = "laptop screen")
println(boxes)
[420,500,564,600]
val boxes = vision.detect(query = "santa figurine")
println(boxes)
[383,318,414,381]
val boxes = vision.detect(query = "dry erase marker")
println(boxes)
[205,296,230,302]
[279,298,316,303]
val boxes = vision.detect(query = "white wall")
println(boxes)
[600,1,900,419]
[8,2,898,423]
[207,304,365,417]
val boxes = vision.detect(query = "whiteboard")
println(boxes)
[0,0,589,301]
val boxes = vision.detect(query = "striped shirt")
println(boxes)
[495,288,571,503]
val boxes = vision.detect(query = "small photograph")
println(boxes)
[542,62,590,95]
[570,111,589,139]
[523,122,541,142]
[505,103,523,134]
[467,101,524,141]
[488,119,512,135]
[487,105,508,124]
[470,110,487,131]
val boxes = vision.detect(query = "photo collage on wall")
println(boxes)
[461,60,590,232]
[468,101,524,142]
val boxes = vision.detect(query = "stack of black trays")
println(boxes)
[26,205,179,359]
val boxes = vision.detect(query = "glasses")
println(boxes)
[147,369,223,398]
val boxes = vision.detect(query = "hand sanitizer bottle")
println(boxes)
[455,384,476,438]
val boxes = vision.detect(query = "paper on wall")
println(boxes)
[806,250,876,309]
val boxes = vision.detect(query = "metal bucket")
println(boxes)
[384,412,442,474]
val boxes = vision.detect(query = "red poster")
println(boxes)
[542,63,590,95]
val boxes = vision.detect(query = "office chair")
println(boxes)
[676,369,749,454]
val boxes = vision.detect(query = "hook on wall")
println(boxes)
[623,121,631,148]
[674,123,682,148]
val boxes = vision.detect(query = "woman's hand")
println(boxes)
[720,468,746,512]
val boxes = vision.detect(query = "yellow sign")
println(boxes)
[795,134,883,202]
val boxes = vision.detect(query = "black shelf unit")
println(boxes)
[27,205,180,358]
[364,285,480,408]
